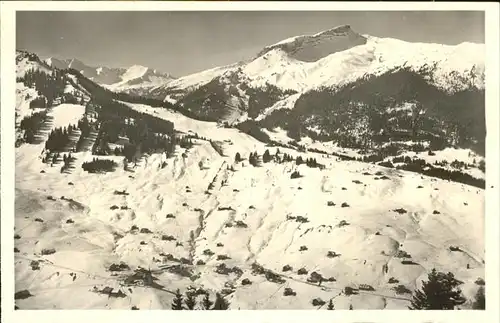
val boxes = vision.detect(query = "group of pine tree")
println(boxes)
[18,68,85,146]
[83,98,181,165]
[236,149,320,168]
[32,95,196,173]
[45,125,77,152]
[77,103,199,173]
[42,150,75,165]
[75,116,98,152]
[408,268,485,310]
[82,158,117,173]
[19,110,47,144]
[170,289,230,310]
[20,69,67,107]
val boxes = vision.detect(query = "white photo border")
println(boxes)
[1,2,498,323]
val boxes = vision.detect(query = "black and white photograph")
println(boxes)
[1,1,499,318]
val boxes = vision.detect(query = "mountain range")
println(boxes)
[38,25,484,154]
[14,25,486,310]
[44,56,176,94]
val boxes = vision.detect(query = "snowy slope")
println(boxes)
[14,25,486,310]
[255,93,301,121]
[16,83,40,123]
[242,37,484,93]
[15,99,485,310]
[150,63,243,102]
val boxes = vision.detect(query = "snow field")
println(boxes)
[15,116,485,309]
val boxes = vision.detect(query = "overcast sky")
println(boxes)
[16,11,485,77]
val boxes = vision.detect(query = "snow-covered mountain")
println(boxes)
[257,24,368,62]
[144,25,485,158]
[44,55,176,95]
[14,25,486,310]
[150,25,483,101]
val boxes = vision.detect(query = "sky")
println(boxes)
[16,11,485,77]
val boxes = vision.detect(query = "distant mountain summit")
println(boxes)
[44,56,176,94]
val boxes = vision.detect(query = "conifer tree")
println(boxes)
[212,293,230,310]
[171,289,184,310]
[235,152,242,163]
[472,286,485,310]
[263,149,271,163]
[202,293,214,310]
[184,291,197,310]
[409,268,466,310]
[327,299,334,310]
[249,152,255,166]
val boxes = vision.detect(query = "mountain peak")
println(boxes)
[123,65,149,80]
[313,24,353,36]
[45,57,69,69]
[128,64,149,71]
[67,58,87,69]
[258,24,367,62]
[38,54,176,89]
